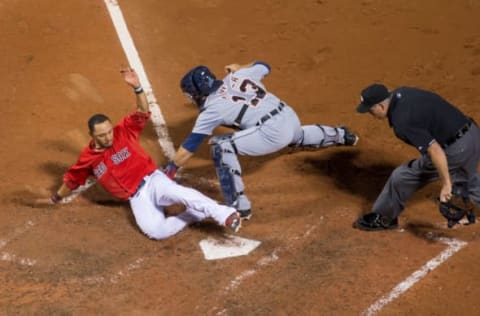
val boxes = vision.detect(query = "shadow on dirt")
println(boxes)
[36,161,124,205]
[44,140,78,154]
[402,221,469,242]
[189,220,234,237]
[303,150,396,202]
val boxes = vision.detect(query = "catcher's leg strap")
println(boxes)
[209,135,249,210]
[293,125,340,148]
[293,125,358,148]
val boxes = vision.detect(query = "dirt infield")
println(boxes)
[1,0,480,315]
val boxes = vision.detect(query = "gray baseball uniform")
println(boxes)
[192,62,356,213]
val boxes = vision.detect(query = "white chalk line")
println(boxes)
[213,248,281,316]
[0,220,37,266]
[51,2,214,287]
[211,224,319,315]
[62,0,213,203]
[224,248,281,293]
[222,223,320,293]
[362,235,467,316]
[0,252,37,267]
[59,0,176,204]
[68,257,147,286]
[104,0,175,159]
[177,173,220,189]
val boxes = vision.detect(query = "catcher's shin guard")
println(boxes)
[292,125,358,148]
[209,135,243,206]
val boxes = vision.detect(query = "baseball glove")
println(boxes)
[438,184,476,228]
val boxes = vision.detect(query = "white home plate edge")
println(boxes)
[199,235,261,260]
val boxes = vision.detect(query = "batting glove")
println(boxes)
[163,161,179,180]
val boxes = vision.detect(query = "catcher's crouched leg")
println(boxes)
[209,135,252,220]
[292,125,359,148]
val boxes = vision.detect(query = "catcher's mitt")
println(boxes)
[438,183,476,228]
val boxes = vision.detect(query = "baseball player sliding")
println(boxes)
[164,61,359,220]
[33,68,242,239]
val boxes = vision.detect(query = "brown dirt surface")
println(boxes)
[1,0,480,315]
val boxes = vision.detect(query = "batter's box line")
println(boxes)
[0,251,37,266]
[0,220,35,249]
[222,224,318,293]
[67,257,147,286]
[0,220,37,267]
[362,235,467,316]
[211,224,319,315]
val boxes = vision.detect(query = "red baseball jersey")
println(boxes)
[63,111,157,200]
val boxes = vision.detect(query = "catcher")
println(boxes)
[163,61,359,220]
[353,83,479,230]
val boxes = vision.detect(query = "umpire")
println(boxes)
[353,83,480,231]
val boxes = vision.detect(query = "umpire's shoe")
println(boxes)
[340,127,359,146]
[353,212,398,231]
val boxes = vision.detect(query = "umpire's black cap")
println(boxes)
[356,83,390,113]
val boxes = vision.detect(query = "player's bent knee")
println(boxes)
[142,227,177,240]
[136,220,174,240]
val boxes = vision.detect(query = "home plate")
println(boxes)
[199,235,261,260]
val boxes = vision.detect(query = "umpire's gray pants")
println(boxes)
[373,124,480,220]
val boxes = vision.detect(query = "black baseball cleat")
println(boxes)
[340,126,359,146]
[237,209,252,220]
[353,212,398,231]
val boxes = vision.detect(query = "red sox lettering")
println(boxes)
[110,147,131,165]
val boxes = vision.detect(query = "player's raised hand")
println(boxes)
[121,68,141,88]
[225,64,241,73]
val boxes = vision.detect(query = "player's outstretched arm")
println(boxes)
[120,68,149,113]
[163,146,194,180]
[173,145,194,166]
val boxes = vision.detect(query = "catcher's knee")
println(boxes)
[139,223,172,240]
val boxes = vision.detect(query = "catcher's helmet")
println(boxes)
[180,66,222,108]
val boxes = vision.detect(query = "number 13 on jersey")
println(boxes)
[229,77,266,107]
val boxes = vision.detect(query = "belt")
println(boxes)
[131,171,154,197]
[256,102,285,126]
[443,119,473,148]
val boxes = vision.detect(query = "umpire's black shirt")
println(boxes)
[387,87,469,154]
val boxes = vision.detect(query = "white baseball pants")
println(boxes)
[129,170,236,240]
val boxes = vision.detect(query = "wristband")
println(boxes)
[50,192,62,204]
[134,86,144,94]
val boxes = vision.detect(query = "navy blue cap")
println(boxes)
[356,84,389,113]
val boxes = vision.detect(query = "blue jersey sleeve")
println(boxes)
[182,132,208,152]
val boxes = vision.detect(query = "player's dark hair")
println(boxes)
[88,114,111,133]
